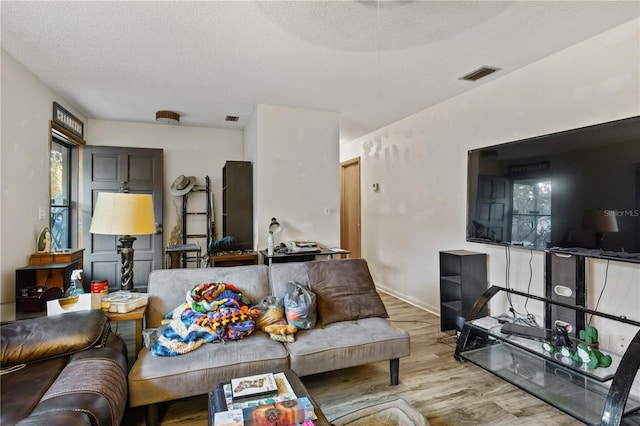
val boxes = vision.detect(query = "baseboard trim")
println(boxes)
[377,286,439,316]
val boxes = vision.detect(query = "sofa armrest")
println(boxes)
[1,310,110,366]
[16,410,92,426]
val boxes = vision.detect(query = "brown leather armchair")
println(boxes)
[1,310,128,426]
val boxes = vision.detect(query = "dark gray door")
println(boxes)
[82,146,163,292]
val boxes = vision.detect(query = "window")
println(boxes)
[49,125,81,250]
[511,179,552,249]
[50,137,71,250]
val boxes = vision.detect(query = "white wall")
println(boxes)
[251,104,341,252]
[0,49,87,308]
[243,107,259,249]
[341,16,640,345]
[87,120,243,250]
[0,42,338,314]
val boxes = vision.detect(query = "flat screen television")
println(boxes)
[466,115,640,255]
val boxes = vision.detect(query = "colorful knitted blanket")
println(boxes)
[152,282,260,356]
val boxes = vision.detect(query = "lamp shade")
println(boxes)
[269,217,282,234]
[583,209,619,233]
[90,193,156,235]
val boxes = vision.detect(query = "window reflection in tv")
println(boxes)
[467,116,640,254]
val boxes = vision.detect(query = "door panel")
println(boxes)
[92,154,119,182]
[82,146,163,292]
[340,158,361,258]
[129,155,155,183]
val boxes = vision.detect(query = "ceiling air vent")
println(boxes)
[225,115,240,122]
[460,66,501,82]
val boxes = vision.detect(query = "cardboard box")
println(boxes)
[47,293,101,316]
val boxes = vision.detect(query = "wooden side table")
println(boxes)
[106,305,146,356]
[15,261,78,292]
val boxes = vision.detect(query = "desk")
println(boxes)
[260,249,350,266]
[210,252,258,267]
[106,305,146,356]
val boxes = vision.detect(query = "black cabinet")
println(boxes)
[440,250,487,332]
[545,250,587,338]
[222,161,253,250]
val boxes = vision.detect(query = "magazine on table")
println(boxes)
[225,372,297,409]
[231,373,278,401]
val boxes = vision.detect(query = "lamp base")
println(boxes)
[594,232,604,251]
[118,235,137,290]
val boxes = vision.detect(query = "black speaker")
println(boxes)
[545,251,586,337]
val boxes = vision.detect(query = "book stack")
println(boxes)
[214,400,316,426]
[214,372,317,426]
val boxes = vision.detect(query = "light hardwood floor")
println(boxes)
[117,292,585,426]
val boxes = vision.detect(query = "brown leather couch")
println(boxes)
[1,310,128,426]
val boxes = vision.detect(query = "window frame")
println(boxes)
[510,177,552,249]
[49,121,84,250]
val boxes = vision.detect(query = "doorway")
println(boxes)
[81,146,163,292]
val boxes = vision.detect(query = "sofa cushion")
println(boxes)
[0,357,68,426]
[269,262,311,299]
[1,310,110,366]
[128,333,289,407]
[145,265,270,328]
[306,259,388,325]
[285,317,410,377]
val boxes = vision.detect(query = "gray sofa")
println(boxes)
[128,258,410,425]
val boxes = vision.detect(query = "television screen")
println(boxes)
[467,116,640,255]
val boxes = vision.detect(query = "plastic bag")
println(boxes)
[284,282,317,329]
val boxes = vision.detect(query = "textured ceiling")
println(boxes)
[1,1,638,142]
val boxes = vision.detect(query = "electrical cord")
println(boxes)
[503,246,539,327]
[505,246,514,314]
[523,249,539,327]
[524,249,533,313]
[589,259,610,325]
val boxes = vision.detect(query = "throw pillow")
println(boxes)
[306,259,388,326]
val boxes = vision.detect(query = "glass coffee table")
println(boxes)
[208,369,331,425]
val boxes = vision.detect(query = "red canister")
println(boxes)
[91,280,109,296]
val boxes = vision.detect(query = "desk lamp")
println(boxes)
[267,217,282,256]
[89,192,156,290]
